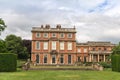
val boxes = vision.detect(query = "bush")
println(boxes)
[84,62,93,66]
[0,53,17,72]
[99,62,111,68]
[111,54,120,72]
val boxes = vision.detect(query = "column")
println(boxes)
[98,54,99,62]
[89,54,91,62]
[92,54,93,62]
[104,54,105,62]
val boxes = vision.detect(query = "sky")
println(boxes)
[0,0,120,43]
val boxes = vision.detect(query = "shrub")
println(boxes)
[111,54,120,72]
[0,53,17,72]
[99,62,111,68]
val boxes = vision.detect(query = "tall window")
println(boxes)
[60,42,64,50]
[68,33,72,38]
[78,48,81,53]
[98,48,101,50]
[52,33,56,37]
[68,55,71,64]
[44,54,47,63]
[60,54,64,64]
[36,54,39,63]
[36,33,40,38]
[44,42,48,50]
[36,41,40,50]
[60,33,64,38]
[52,41,56,50]
[104,47,107,51]
[68,42,72,50]
[44,33,48,38]
[52,55,56,64]
[92,48,95,51]
[84,48,87,53]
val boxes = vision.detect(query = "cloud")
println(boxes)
[0,0,120,44]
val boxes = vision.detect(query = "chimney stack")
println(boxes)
[56,24,61,29]
[45,24,50,29]
[41,25,44,28]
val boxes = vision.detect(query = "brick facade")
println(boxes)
[31,25,115,65]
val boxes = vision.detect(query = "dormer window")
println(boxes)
[36,33,40,38]
[68,33,72,38]
[52,33,56,37]
[60,33,64,38]
[44,33,48,38]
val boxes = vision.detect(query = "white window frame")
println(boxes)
[68,42,72,50]
[52,33,56,37]
[43,42,48,50]
[67,33,72,38]
[60,33,64,38]
[52,41,56,50]
[36,41,40,50]
[78,48,81,53]
[84,48,87,53]
[60,42,64,50]
[36,33,40,38]
[44,33,48,38]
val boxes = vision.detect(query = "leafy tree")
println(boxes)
[5,34,28,59]
[0,40,7,53]
[22,39,31,58]
[0,18,7,35]
[112,42,120,54]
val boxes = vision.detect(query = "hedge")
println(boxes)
[111,54,120,72]
[0,53,17,72]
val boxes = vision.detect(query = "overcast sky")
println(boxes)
[0,0,120,43]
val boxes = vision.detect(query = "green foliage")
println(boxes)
[111,54,120,72]
[0,40,7,52]
[111,42,120,72]
[22,39,31,58]
[0,18,7,35]
[0,53,17,72]
[99,62,111,68]
[5,34,29,59]
[112,43,120,54]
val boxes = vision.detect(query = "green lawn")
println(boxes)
[0,69,120,80]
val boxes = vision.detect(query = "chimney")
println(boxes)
[45,24,50,29]
[56,24,61,29]
[41,25,44,28]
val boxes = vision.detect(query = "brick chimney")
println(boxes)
[41,25,44,28]
[45,24,50,29]
[56,24,61,29]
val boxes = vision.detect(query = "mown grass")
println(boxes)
[0,69,120,80]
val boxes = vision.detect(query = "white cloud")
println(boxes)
[0,0,120,43]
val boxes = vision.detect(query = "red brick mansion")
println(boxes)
[31,24,114,65]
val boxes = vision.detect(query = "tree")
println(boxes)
[0,18,7,35]
[0,40,7,53]
[112,43,120,54]
[22,39,31,58]
[5,34,28,59]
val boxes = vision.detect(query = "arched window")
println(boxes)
[44,54,47,63]
[36,54,39,63]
